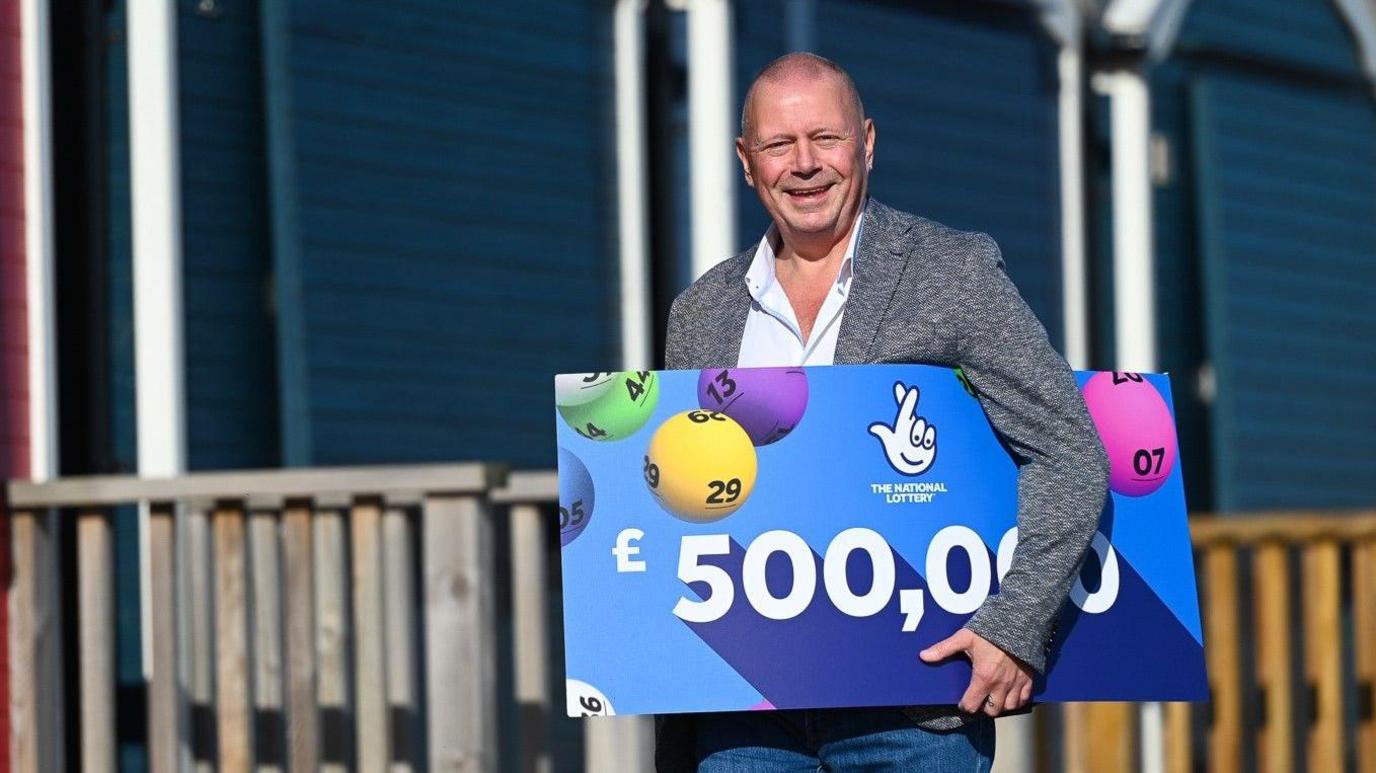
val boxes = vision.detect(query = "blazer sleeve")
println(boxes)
[954,233,1110,675]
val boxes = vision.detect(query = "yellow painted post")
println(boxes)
[1204,543,1242,772]
[1253,541,1293,773]
[1302,541,1342,773]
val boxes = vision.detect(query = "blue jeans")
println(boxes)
[694,708,995,772]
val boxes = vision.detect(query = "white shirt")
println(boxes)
[736,216,864,367]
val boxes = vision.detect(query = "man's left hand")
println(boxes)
[919,628,1034,716]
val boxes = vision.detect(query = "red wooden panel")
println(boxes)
[0,4,28,770]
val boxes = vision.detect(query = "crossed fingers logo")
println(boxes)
[868,382,938,476]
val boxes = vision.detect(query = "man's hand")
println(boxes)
[919,628,1034,716]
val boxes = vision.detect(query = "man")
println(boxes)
[659,53,1110,771]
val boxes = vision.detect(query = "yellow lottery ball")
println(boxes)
[645,410,758,523]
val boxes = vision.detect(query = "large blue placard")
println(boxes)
[553,365,1206,717]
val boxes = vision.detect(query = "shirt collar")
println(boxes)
[744,202,867,303]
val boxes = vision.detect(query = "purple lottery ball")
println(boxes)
[697,367,809,446]
[557,447,595,546]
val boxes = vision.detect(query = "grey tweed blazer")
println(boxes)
[657,199,1109,766]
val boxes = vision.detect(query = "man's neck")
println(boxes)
[775,210,861,284]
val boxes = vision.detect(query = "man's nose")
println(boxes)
[792,139,820,176]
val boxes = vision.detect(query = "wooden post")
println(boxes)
[214,502,252,773]
[511,503,551,773]
[1253,541,1293,773]
[148,502,180,773]
[248,504,285,772]
[1085,704,1136,771]
[1061,703,1088,773]
[351,497,391,770]
[1163,702,1192,773]
[1356,538,1376,773]
[423,494,496,773]
[584,717,655,773]
[1060,701,1133,773]
[315,505,352,772]
[77,509,116,773]
[8,509,64,772]
[383,503,421,770]
[186,506,215,772]
[1302,540,1342,773]
[282,501,319,773]
[1204,543,1242,771]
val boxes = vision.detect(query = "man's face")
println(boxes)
[737,74,875,244]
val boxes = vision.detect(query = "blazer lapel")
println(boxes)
[697,252,754,369]
[834,200,913,364]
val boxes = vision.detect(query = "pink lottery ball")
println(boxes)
[1081,372,1178,497]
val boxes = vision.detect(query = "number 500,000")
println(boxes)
[672,526,1119,627]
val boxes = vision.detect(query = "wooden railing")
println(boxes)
[8,467,1374,772]
[4,463,653,773]
[1062,511,1376,773]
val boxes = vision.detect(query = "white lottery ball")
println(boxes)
[556,372,619,408]
[566,678,615,717]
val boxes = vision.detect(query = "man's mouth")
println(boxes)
[785,184,832,203]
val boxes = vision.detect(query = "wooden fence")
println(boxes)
[5,464,653,773]
[6,464,1374,772]
[1061,511,1376,773]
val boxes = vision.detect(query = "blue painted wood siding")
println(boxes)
[735,0,1064,346]
[271,0,618,468]
[1190,72,1376,511]
[1175,0,1365,76]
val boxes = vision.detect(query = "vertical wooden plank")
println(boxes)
[315,506,352,772]
[282,501,318,773]
[77,509,116,773]
[8,509,63,773]
[1061,703,1088,773]
[991,713,1036,773]
[186,507,215,772]
[1204,543,1242,772]
[511,504,551,773]
[584,717,655,773]
[1356,538,1376,773]
[383,505,420,772]
[423,494,496,773]
[351,498,391,771]
[1302,540,1342,773]
[214,502,252,773]
[249,506,285,772]
[148,502,180,773]
[1253,541,1293,773]
[1085,704,1137,771]
[1163,702,1192,773]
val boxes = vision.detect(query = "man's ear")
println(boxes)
[735,137,755,188]
[863,118,876,171]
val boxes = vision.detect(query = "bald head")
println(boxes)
[740,52,865,142]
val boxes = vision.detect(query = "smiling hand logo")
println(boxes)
[868,382,938,476]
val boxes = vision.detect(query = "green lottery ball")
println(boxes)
[558,370,660,441]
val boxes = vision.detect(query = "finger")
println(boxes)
[958,678,989,714]
[1020,682,1033,704]
[923,425,936,449]
[912,417,927,442]
[1004,685,1024,712]
[867,423,891,442]
[898,385,920,420]
[892,382,906,406]
[919,629,971,663]
[983,686,1008,717]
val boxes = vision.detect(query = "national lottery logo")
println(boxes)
[868,381,938,476]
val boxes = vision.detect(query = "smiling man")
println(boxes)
[659,53,1110,772]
